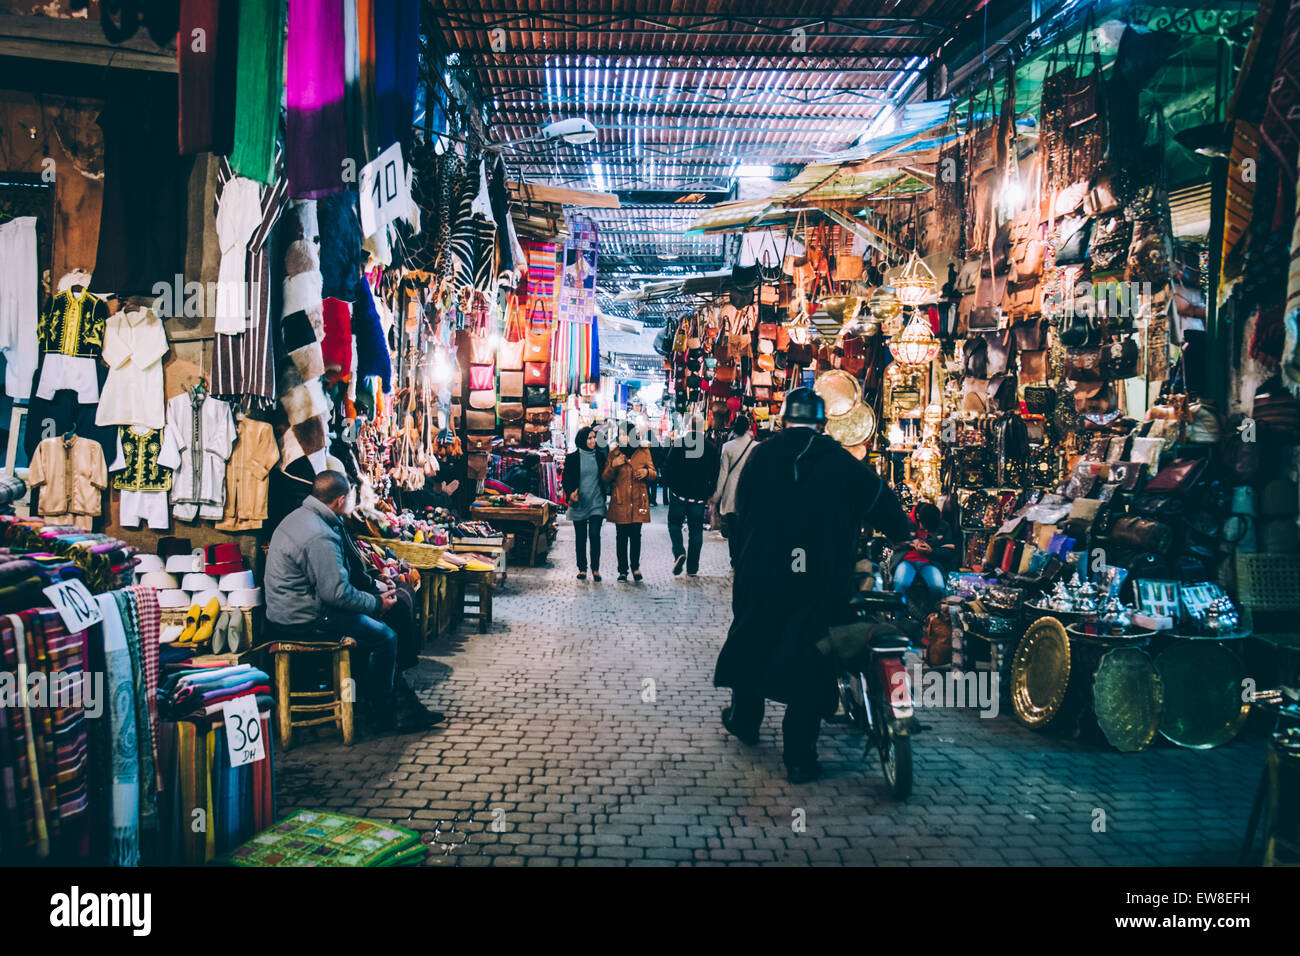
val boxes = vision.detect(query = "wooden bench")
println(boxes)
[261,638,357,750]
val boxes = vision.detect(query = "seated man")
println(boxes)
[265,471,443,733]
[502,453,542,496]
[892,501,955,606]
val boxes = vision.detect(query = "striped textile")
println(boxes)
[126,586,161,794]
[213,153,289,407]
[20,609,89,829]
[525,241,558,326]
[114,590,157,830]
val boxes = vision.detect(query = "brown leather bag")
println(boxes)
[502,424,523,445]
[464,408,496,431]
[923,612,953,666]
[466,432,495,452]
[497,402,524,422]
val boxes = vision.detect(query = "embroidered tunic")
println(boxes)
[38,288,108,359]
[112,426,171,492]
[157,393,237,522]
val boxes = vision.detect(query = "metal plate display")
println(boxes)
[824,401,876,447]
[1092,646,1163,752]
[1011,616,1071,727]
[1155,640,1250,749]
[814,369,862,418]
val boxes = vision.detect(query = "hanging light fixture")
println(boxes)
[890,309,941,366]
[893,253,938,307]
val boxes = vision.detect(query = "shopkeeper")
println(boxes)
[264,471,443,734]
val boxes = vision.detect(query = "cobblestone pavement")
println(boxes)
[277,509,1267,866]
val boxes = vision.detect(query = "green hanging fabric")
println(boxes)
[229,0,286,184]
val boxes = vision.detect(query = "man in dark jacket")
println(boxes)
[503,453,541,496]
[713,388,915,783]
[266,471,442,733]
[660,418,721,576]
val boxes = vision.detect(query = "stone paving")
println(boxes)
[277,508,1269,866]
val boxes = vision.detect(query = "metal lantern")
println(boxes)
[889,309,941,366]
[867,288,902,335]
[893,254,938,307]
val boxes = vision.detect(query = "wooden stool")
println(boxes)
[264,638,357,750]
[451,569,494,633]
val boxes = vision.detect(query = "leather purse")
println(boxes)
[1103,336,1140,380]
[497,402,524,422]
[1110,516,1173,553]
[469,364,495,391]
[964,335,989,377]
[751,369,773,387]
[469,389,496,410]
[525,328,552,363]
[1082,175,1120,216]
[982,329,1015,376]
[1055,216,1093,266]
[524,407,553,425]
[1012,317,1047,351]
[499,336,525,372]
[524,361,549,385]
[1007,209,1044,284]
[1018,349,1048,384]
[1145,457,1207,494]
[523,422,548,445]
[523,384,549,407]
[503,424,523,445]
[465,408,496,431]
[469,336,495,366]
[988,374,1018,412]
[499,370,524,398]
[466,452,489,480]
[466,432,495,452]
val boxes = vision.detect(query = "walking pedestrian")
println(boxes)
[661,416,720,576]
[602,431,656,582]
[563,426,608,582]
[711,414,756,568]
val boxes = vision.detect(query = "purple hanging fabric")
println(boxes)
[285,0,347,199]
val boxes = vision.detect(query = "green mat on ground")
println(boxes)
[222,810,426,867]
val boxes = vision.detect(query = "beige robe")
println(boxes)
[214,418,280,531]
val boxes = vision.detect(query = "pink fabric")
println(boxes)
[285,0,347,199]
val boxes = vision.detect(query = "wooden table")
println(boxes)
[470,502,554,566]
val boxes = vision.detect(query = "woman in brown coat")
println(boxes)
[602,438,657,581]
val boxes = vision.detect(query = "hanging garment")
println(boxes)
[229,0,287,184]
[213,174,264,335]
[353,280,391,391]
[214,417,280,532]
[284,0,347,199]
[212,156,288,405]
[93,73,193,294]
[93,592,140,866]
[178,0,238,154]
[38,287,107,361]
[157,392,237,522]
[372,0,420,155]
[111,425,172,527]
[96,307,169,428]
[0,216,38,400]
[321,297,353,379]
[27,435,108,530]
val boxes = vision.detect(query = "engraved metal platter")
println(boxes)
[1155,640,1250,749]
[1092,646,1163,752]
[814,369,862,418]
[824,401,876,447]
[1011,616,1072,727]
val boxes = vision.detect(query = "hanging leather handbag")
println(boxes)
[499,370,524,398]
[524,361,549,386]
[497,402,524,422]
[1102,336,1140,380]
[1023,383,1055,415]
[1019,349,1049,384]
[523,423,548,445]
[469,364,495,391]
[1082,175,1120,216]
[466,432,495,452]
[964,335,990,377]
[499,296,526,371]
[1073,380,1117,414]
[1055,216,1093,266]
[466,452,489,480]
[1006,209,1044,284]
[469,335,496,366]
[469,389,496,410]
[988,374,1018,412]
[524,383,549,408]
[1013,317,1047,351]
[1088,215,1131,274]
[1110,516,1174,553]
[982,329,1016,376]
[502,423,523,445]
[499,332,525,372]
[1064,347,1105,381]
[525,326,552,363]
[465,408,496,431]
[962,377,992,413]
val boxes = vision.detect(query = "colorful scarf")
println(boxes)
[285,0,347,199]
[95,593,139,866]
[126,586,161,795]
[230,0,288,184]
[114,590,156,831]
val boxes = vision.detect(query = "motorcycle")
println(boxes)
[826,590,917,800]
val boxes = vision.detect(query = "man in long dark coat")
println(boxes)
[714,388,915,782]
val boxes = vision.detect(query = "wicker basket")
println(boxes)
[1236,553,1300,613]
[359,537,449,570]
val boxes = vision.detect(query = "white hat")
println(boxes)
[156,589,191,609]
[218,570,255,592]
[227,587,263,608]
[191,589,227,609]
[181,572,219,593]
[138,571,179,590]
[159,625,183,644]
[134,555,165,575]
[166,554,201,574]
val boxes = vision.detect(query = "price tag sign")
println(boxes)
[41,579,103,633]
[359,142,412,236]
[220,695,266,768]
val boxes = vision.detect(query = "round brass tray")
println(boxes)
[1092,646,1163,752]
[814,369,862,418]
[825,401,877,448]
[1011,616,1072,728]
[1155,640,1250,749]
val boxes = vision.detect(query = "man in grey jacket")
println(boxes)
[711,415,756,567]
[266,471,440,733]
